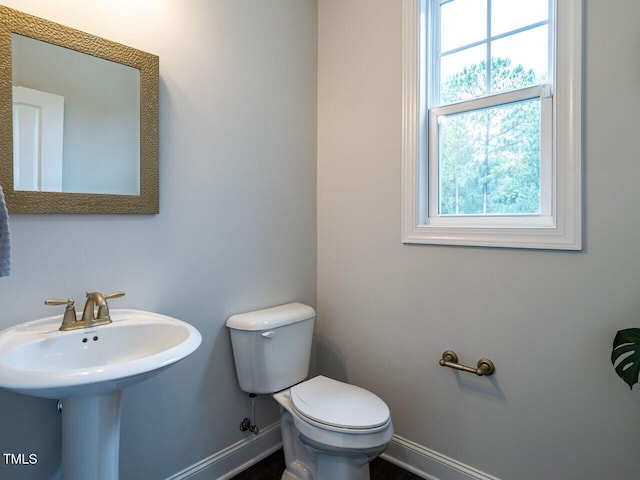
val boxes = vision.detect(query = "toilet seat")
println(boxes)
[290,376,390,433]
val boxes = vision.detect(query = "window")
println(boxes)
[402,0,582,249]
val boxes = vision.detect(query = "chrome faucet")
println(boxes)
[45,291,125,331]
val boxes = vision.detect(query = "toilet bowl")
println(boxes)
[273,375,393,480]
[226,303,393,480]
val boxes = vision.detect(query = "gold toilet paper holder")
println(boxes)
[439,350,495,376]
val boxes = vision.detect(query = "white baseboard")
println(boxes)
[381,435,502,480]
[165,425,500,480]
[165,422,282,480]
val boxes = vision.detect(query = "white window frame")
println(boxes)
[401,0,582,250]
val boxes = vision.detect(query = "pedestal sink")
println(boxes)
[0,309,202,480]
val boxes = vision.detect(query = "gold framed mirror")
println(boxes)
[0,6,159,214]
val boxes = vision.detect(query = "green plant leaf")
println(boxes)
[611,328,640,389]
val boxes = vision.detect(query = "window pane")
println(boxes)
[440,0,487,52]
[438,98,541,215]
[491,25,549,92]
[491,0,549,37]
[440,45,486,104]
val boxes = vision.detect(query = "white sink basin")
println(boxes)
[0,308,202,479]
[0,309,202,399]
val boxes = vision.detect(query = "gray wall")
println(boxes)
[0,1,317,479]
[317,1,640,479]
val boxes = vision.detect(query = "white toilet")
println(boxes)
[226,302,393,480]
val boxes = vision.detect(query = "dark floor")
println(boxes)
[230,449,423,480]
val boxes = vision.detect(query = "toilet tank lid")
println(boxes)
[226,302,316,331]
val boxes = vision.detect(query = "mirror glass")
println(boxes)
[12,34,140,195]
[0,6,159,214]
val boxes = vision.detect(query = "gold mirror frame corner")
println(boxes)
[0,5,159,214]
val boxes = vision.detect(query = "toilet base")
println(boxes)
[280,460,313,480]
[280,452,372,480]
[277,408,388,480]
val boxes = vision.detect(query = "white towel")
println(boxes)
[0,185,10,277]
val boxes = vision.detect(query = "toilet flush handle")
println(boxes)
[261,331,276,339]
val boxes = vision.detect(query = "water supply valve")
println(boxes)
[239,393,260,434]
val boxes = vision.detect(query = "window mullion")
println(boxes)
[429,0,441,107]
[440,20,550,59]
[486,0,492,95]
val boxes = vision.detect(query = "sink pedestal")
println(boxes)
[61,391,122,480]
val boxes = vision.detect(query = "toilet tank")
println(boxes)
[226,302,315,394]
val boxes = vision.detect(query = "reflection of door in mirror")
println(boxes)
[13,86,64,192]
[12,33,141,195]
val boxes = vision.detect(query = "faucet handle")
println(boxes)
[95,291,125,321]
[45,298,78,330]
[44,298,74,307]
[105,291,125,300]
